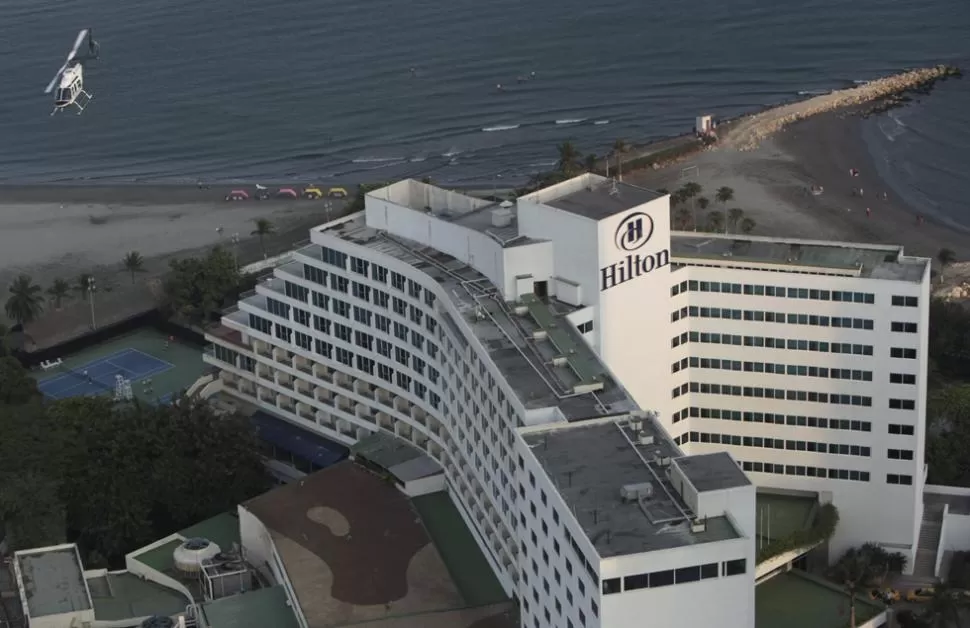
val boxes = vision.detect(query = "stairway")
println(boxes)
[913,503,945,579]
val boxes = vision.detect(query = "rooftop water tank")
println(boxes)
[491,207,513,227]
[173,537,221,575]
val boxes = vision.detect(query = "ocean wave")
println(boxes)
[797,90,830,96]
[593,120,611,125]
[555,118,586,125]
[442,148,462,157]
[482,124,520,132]
[352,156,402,163]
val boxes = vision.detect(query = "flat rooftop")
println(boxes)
[15,545,92,618]
[87,572,188,621]
[284,217,637,421]
[675,452,751,493]
[200,584,300,628]
[242,461,471,628]
[523,418,740,558]
[352,431,441,482]
[756,570,883,628]
[671,233,929,282]
[542,177,663,221]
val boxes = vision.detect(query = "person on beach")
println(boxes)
[866,208,872,218]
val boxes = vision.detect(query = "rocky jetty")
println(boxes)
[724,65,961,151]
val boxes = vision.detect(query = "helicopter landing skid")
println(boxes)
[51,90,93,116]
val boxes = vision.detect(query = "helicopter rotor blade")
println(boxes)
[44,62,68,94]
[69,29,89,60]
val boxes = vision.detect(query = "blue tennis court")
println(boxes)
[39,348,175,400]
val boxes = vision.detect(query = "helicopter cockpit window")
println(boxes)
[56,89,68,102]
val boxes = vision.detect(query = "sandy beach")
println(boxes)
[626,105,970,263]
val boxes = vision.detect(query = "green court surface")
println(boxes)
[412,492,508,607]
[756,492,817,541]
[756,570,883,628]
[36,327,206,405]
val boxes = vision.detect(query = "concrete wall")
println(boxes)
[125,536,195,604]
[401,473,446,497]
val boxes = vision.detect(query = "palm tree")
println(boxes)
[831,546,884,628]
[122,251,146,284]
[74,273,94,301]
[673,207,693,231]
[252,218,276,260]
[716,186,735,233]
[46,279,71,310]
[584,154,598,173]
[556,141,581,177]
[679,182,703,232]
[923,583,964,628]
[5,275,44,326]
[705,211,724,233]
[728,208,745,233]
[612,139,629,181]
[740,217,756,234]
[938,248,957,284]
[697,196,710,213]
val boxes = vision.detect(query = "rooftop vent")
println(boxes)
[691,518,707,533]
[637,430,655,446]
[173,537,221,575]
[620,482,653,502]
[141,617,175,628]
[491,207,513,227]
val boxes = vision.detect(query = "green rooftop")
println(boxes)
[519,294,604,391]
[88,572,189,621]
[200,585,299,628]
[756,571,883,628]
[412,492,508,607]
[179,512,241,551]
[133,539,182,573]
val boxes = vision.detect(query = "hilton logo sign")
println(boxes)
[600,212,669,291]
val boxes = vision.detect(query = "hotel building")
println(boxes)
[204,173,929,626]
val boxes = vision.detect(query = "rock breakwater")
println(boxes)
[724,65,961,151]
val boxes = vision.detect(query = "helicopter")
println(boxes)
[44,29,100,116]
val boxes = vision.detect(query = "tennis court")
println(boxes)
[36,328,206,405]
[40,348,174,400]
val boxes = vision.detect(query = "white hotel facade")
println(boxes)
[204,174,929,628]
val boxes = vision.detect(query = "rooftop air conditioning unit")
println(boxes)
[173,538,221,575]
[637,431,655,446]
[620,482,653,502]
[691,519,707,533]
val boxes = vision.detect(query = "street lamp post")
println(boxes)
[230,233,240,269]
[87,277,97,330]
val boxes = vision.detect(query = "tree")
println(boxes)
[584,154,597,173]
[922,583,965,628]
[728,208,745,233]
[74,273,94,301]
[716,186,735,233]
[122,251,146,284]
[251,218,276,260]
[938,248,957,284]
[5,274,44,326]
[697,196,710,213]
[740,216,756,234]
[673,207,693,231]
[679,182,703,231]
[0,356,40,404]
[830,544,888,628]
[705,211,724,233]
[612,139,628,181]
[556,141,581,177]
[0,392,269,568]
[162,246,242,325]
[47,278,71,310]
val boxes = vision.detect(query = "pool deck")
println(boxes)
[756,570,884,628]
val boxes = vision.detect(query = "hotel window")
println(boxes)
[267,298,290,319]
[312,291,328,309]
[892,295,919,307]
[312,315,331,334]
[330,274,349,293]
[408,279,422,299]
[390,271,406,291]
[724,559,747,576]
[887,474,913,485]
[356,355,375,375]
[293,307,311,327]
[349,257,369,276]
[577,320,593,334]
[314,339,333,359]
[889,398,916,411]
[888,448,914,460]
[372,264,388,283]
[890,373,917,385]
[332,299,350,319]
[891,321,918,333]
[294,331,312,351]
[249,314,272,335]
[396,372,412,390]
[274,323,292,343]
[303,264,327,285]
[353,306,372,325]
[352,281,371,300]
[890,347,918,359]
[284,281,309,302]
[888,424,915,436]
[321,247,347,269]
[378,364,394,382]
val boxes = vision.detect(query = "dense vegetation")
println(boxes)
[161,245,257,327]
[926,299,970,487]
[0,360,269,566]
